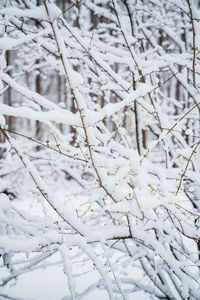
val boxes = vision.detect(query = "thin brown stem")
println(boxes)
[176,141,200,195]
[43,1,117,203]
[2,128,87,163]
[186,0,196,88]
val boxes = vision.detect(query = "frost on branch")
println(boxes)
[0,0,200,299]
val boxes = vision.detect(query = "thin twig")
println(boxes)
[176,141,200,195]
[186,0,196,87]
[2,128,87,162]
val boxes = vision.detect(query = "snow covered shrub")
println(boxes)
[0,0,200,299]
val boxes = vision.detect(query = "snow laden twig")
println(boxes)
[77,239,115,300]
[60,244,76,300]
[43,1,118,204]
[101,242,128,300]
[0,251,56,287]
[0,73,61,111]
[0,293,25,300]
[0,126,89,237]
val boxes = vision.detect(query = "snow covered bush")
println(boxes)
[0,0,200,299]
